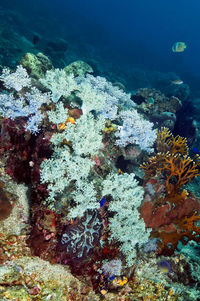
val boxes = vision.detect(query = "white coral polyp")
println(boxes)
[102,173,151,266]
[0,65,31,91]
[63,112,105,156]
[40,69,77,103]
[115,110,156,153]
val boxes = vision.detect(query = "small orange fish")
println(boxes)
[66,117,75,124]
[57,117,75,131]
[58,122,67,130]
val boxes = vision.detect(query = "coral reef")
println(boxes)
[133,88,182,129]
[0,65,51,133]
[19,52,53,80]
[133,253,200,301]
[0,53,199,300]
[140,128,200,255]
[0,2,199,298]
[64,60,94,76]
[59,209,103,261]
[0,181,15,221]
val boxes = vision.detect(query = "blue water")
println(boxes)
[1,1,199,64]
[1,0,200,92]
[66,0,199,73]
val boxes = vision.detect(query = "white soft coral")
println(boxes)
[115,110,156,153]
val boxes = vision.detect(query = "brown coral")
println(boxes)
[141,152,199,198]
[156,211,200,255]
[142,127,198,199]
[156,127,188,155]
[167,135,188,155]
[160,153,198,195]
[156,127,172,153]
[141,128,200,255]
[0,181,15,221]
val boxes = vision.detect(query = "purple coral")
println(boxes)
[60,209,102,260]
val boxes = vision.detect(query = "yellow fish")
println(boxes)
[172,42,187,52]
[159,266,170,273]
[66,117,75,124]
[112,276,128,287]
[118,168,123,174]
[100,289,107,295]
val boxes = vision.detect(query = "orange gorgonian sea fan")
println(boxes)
[141,152,199,196]
[141,128,200,255]
[141,128,197,196]
[156,127,188,155]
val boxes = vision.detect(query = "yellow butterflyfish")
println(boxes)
[172,42,187,53]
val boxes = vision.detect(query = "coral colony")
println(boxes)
[0,54,200,300]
